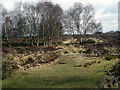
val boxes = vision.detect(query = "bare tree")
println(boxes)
[65,3,102,43]
[51,4,63,45]
[95,22,102,33]
[63,9,76,44]
[4,16,11,46]
[1,4,7,38]
[82,4,94,35]
[37,1,63,46]
[2,1,102,47]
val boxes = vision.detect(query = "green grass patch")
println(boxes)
[2,54,117,88]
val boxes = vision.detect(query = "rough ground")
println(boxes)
[3,44,119,88]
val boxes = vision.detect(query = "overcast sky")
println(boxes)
[0,0,119,32]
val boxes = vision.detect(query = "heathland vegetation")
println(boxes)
[1,1,120,88]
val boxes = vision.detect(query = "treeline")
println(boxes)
[0,1,102,47]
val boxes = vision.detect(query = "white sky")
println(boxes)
[0,0,119,32]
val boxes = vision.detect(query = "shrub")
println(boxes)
[83,60,97,67]
[39,52,58,63]
[91,60,96,64]
[64,51,69,54]
[117,55,120,59]
[72,51,76,53]
[86,49,92,54]
[84,64,87,67]
[58,61,66,64]
[102,49,109,55]
[65,44,70,46]
[97,61,101,63]
[79,39,95,44]
[86,39,95,44]
[105,55,119,61]
[83,61,92,67]
[83,51,86,53]
[78,50,82,53]
[105,57,111,61]
[25,57,34,64]
[74,64,81,67]
[83,49,92,54]
[2,61,16,80]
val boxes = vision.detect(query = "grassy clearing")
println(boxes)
[3,45,119,88]
[3,53,117,88]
